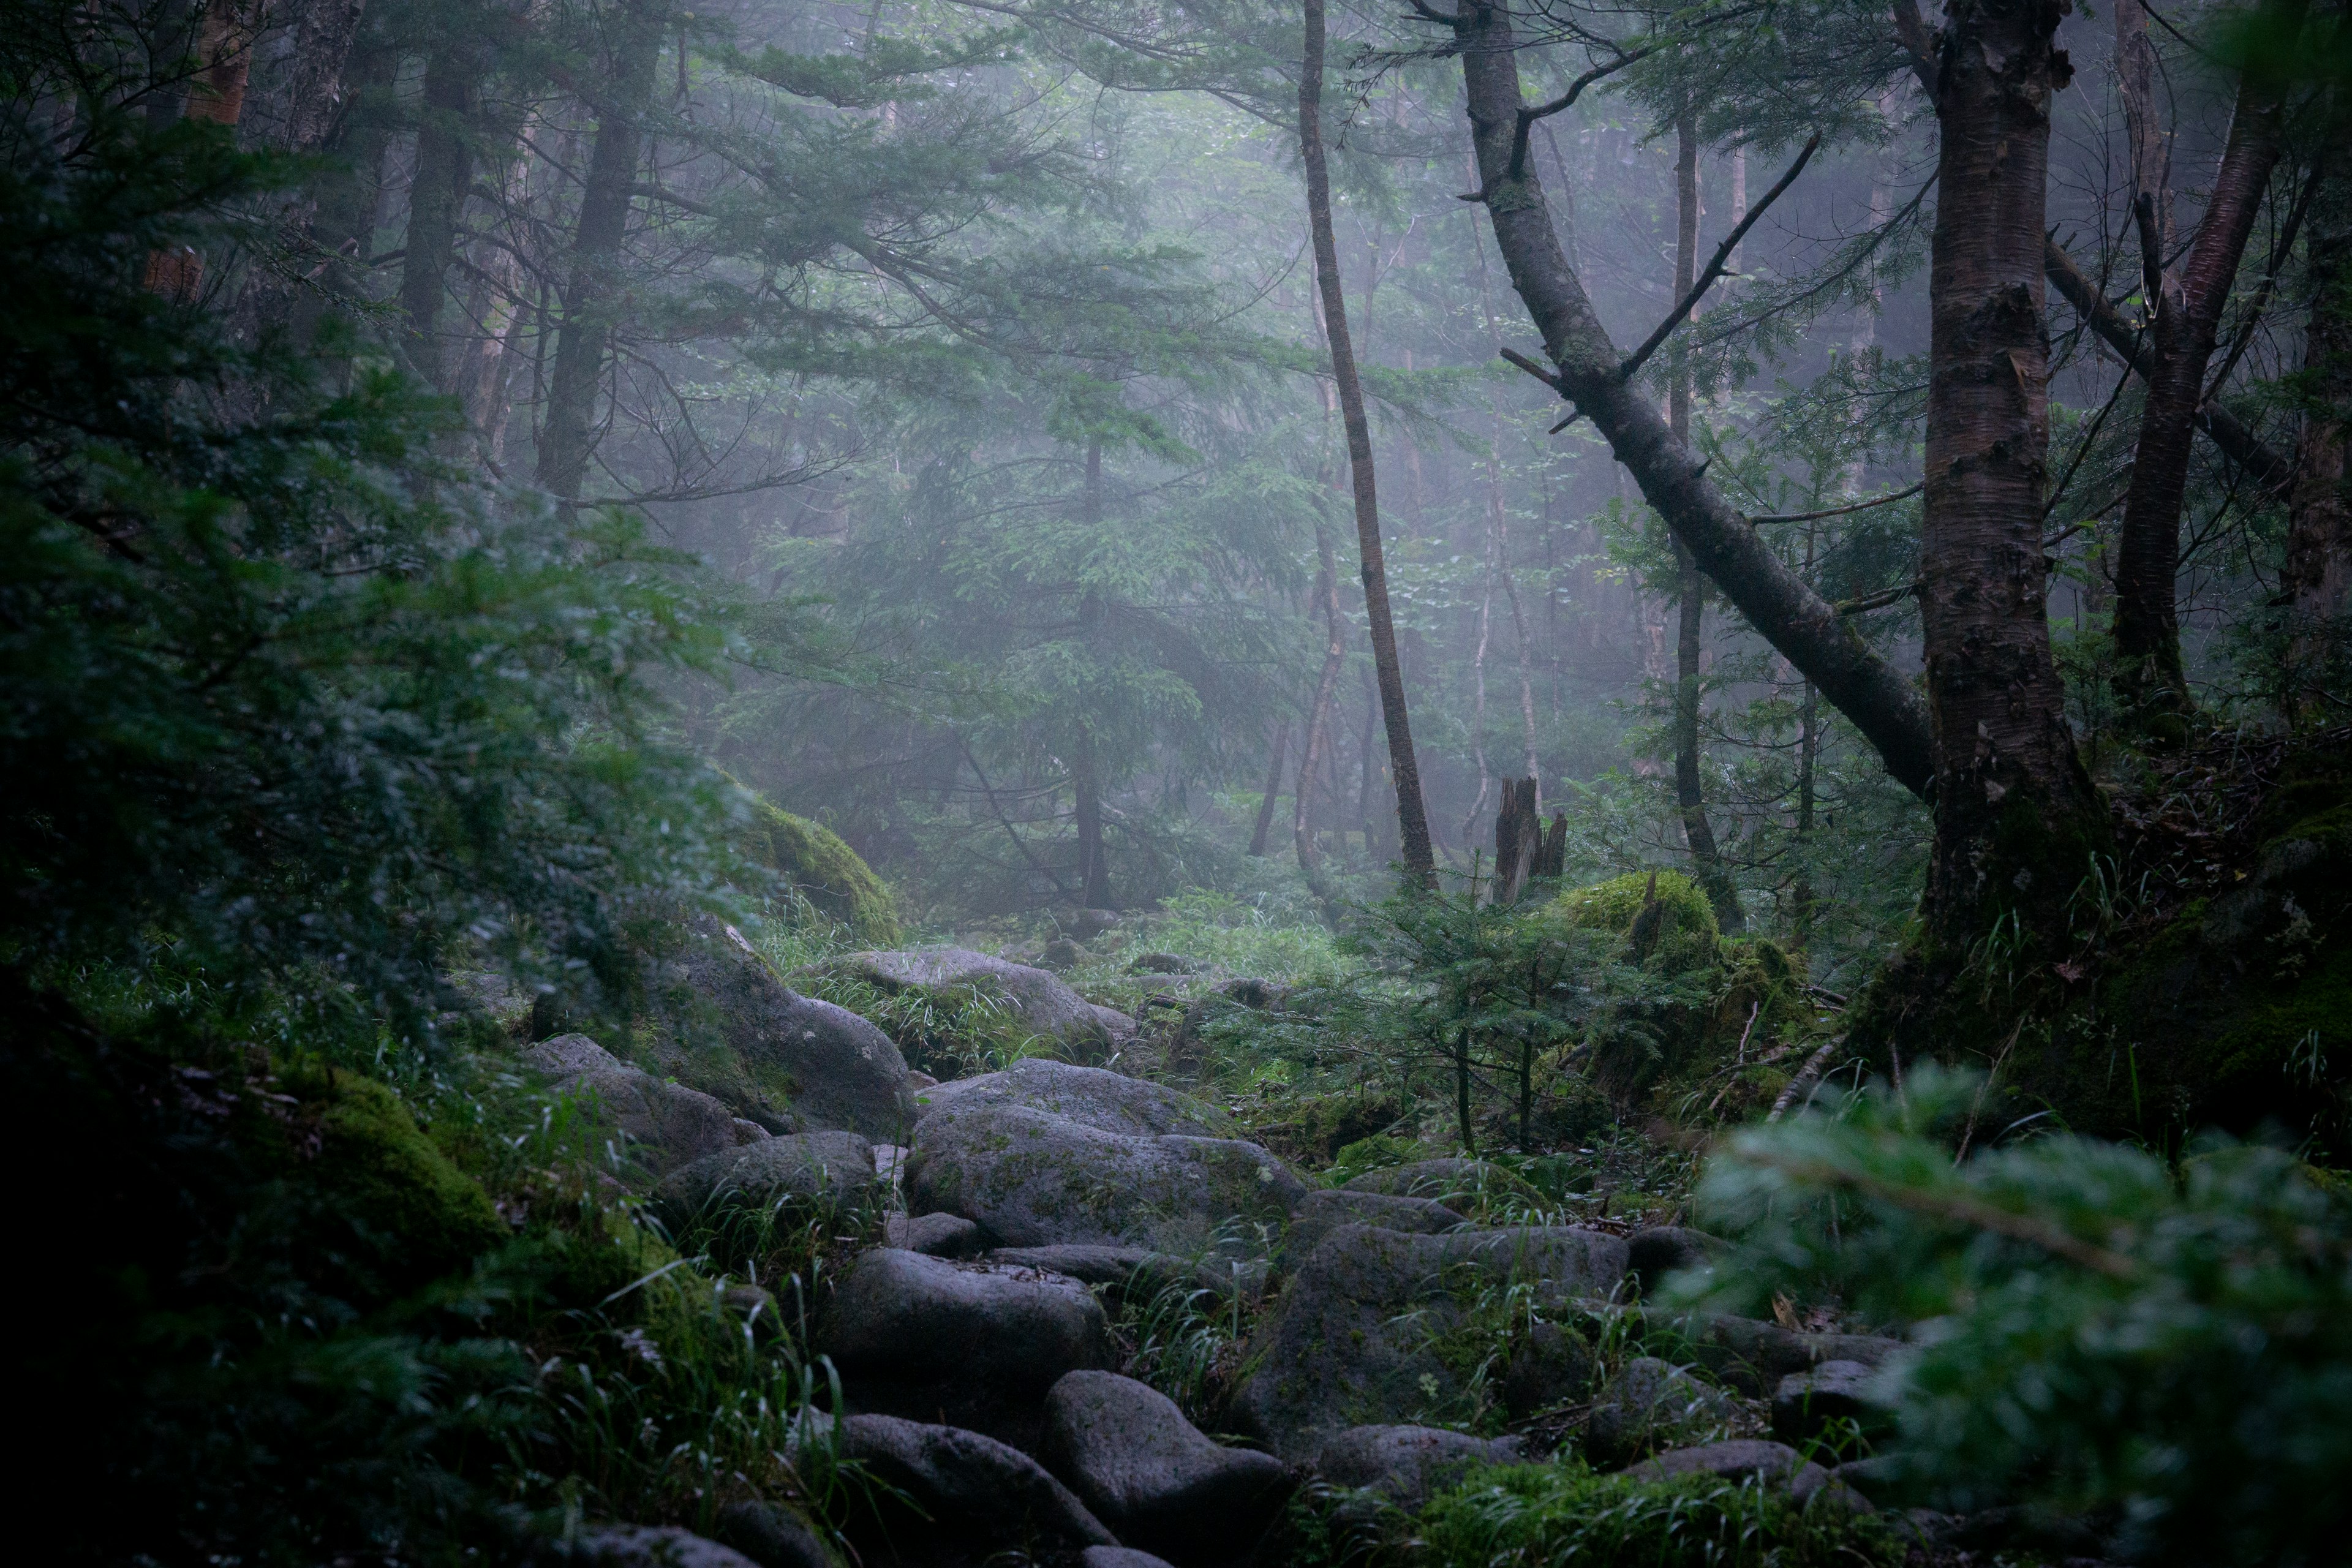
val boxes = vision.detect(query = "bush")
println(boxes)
[1680,1065,2352,1567]
[1416,1462,1896,1567]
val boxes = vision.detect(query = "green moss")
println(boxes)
[739,794,900,943]
[1555,870,1719,945]
[303,1071,507,1291]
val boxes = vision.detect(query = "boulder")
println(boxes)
[1231,1223,1629,1458]
[1672,1313,1903,1396]
[907,1100,1304,1255]
[1502,1322,1597,1419]
[652,1131,876,1231]
[825,948,1114,1057]
[1341,1158,1543,1210]
[1771,1359,1882,1445]
[887,1211,988,1258]
[815,1248,1116,1445]
[1089,1003,1140,1044]
[1083,1551,1177,1568]
[710,1502,837,1568]
[658,918,916,1140]
[835,1413,1116,1563]
[913,1059,1232,1137]
[1581,1357,1742,1466]
[523,1033,764,1175]
[986,1245,1210,1300]
[1625,1226,1721,1294]
[1283,1189,1464,1263]
[537,1527,760,1568]
[1314,1425,1522,1510]
[1041,1371,1292,1567]
[1626,1440,1858,1509]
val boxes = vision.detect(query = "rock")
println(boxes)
[1283,1189,1464,1264]
[538,1526,761,1568]
[1315,1425,1522,1509]
[524,1033,764,1175]
[1341,1158,1543,1209]
[913,1059,1232,1137]
[1502,1322,1597,1419]
[888,1211,988,1258]
[1625,1226,1720,1294]
[1041,1371,1292,1566]
[1582,1357,1741,1466]
[908,1099,1304,1255]
[710,1502,836,1568]
[1771,1359,1881,1445]
[652,1131,876,1231]
[835,1412,1116,1562]
[1082,1551,1176,1568]
[816,1248,1116,1445]
[1626,1440,1849,1507]
[1674,1314,1904,1396]
[1128,953,1196,975]
[720,1283,782,1333]
[1232,1223,1629,1458]
[825,947,1114,1057]
[907,1068,940,1089]
[986,1245,1204,1298]
[660,918,917,1140]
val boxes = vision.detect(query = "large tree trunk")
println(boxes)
[1668,114,1743,934]
[2282,175,2352,716]
[1295,513,1348,879]
[399,43,482,391]
[2110,67,2290,722]
[1073,439,1114,908]
[1450,0,1934,798]
[1917,0,2106,947]
[1301,0,1437,885]
[537,0,665,500]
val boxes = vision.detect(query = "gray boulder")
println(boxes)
[1673,1313,1904,1396]
[1626,1226,1721,1294]
[710,1502,836,1568]
[1341,1158,1544,1209]
[1041,1371,1292,1566]
[816,1248,1116,1444]
[653,1131,876,1231]
[659,917,916,1140]
[1231,1222,1629,1458]
[1090,1003,1140,1044]
[1772,1359,1883,1445]
[986,1245,1212,1299]
[907,1100,1305,1255]
[1582,1357,1742,1466]
[886,1211,988,1258]
[1083,1551,1177,1568]
[835,1413,1116,1562]
[1283,1189,1464,1263]
[1626,1439,1856,1508]
[913,1059,1232,1137]
[537,1527,760,1568]
[1315,1425,1523,1509]
[523,1034,765,1175]
[825,947,1115,1058]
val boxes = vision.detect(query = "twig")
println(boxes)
[1836,581,1921,616]
[1768,1038,1841,1121]
[1747,481,1923,526]
[1619,134,1821,383]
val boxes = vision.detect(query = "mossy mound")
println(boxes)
[739,794,900,943]
[1556,869,1719,945]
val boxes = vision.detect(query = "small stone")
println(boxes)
[1583,1356,1740,1467]
[1626,1439,1856,1507]
[837,1413,1116,1555]
[888,1211,988,1258]
[1771,1359,1881,1444]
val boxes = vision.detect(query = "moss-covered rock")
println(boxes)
[739,794,901,943]
[298,1071,508,1292]
[1556,870,1720,946]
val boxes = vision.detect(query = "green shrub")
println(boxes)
[1417,1462,1896,1567]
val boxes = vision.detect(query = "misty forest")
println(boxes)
[9,0,2352,1561]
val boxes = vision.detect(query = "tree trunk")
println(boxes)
[2114,0,2169,250]
[2109,66,2290,720]
[1668,114,1743,934]
[1918,0,2107,947]
[285,32,395,358]
[142,0,258,301]
[1794,521,1820,948]
[1249,721,1290,856]
[537,0,665,500]
[399,43,481,391]
[1295,513,1348,878]
[1302,0,1437,885]
[1451,0,1934,797]
[2282,175,2352,716]
[1074,438,1113,908]
[1492,776,1539,905]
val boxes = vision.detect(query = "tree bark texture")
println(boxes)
[399,45,482,390]
[1302,0,1437,884]
[1919,0,2106,944]
[1249,722,1289,856]
[2283,176,2352,711]
[2110,65,2289,713]
[1073,439,1113,908]
[1452,0,1934,797]
[1668,114,1743,934]
[538,0,665,500]
[1491,776,1540,905]
[1296,512,1348,877]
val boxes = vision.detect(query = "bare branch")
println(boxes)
[1619,134,1822,383]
